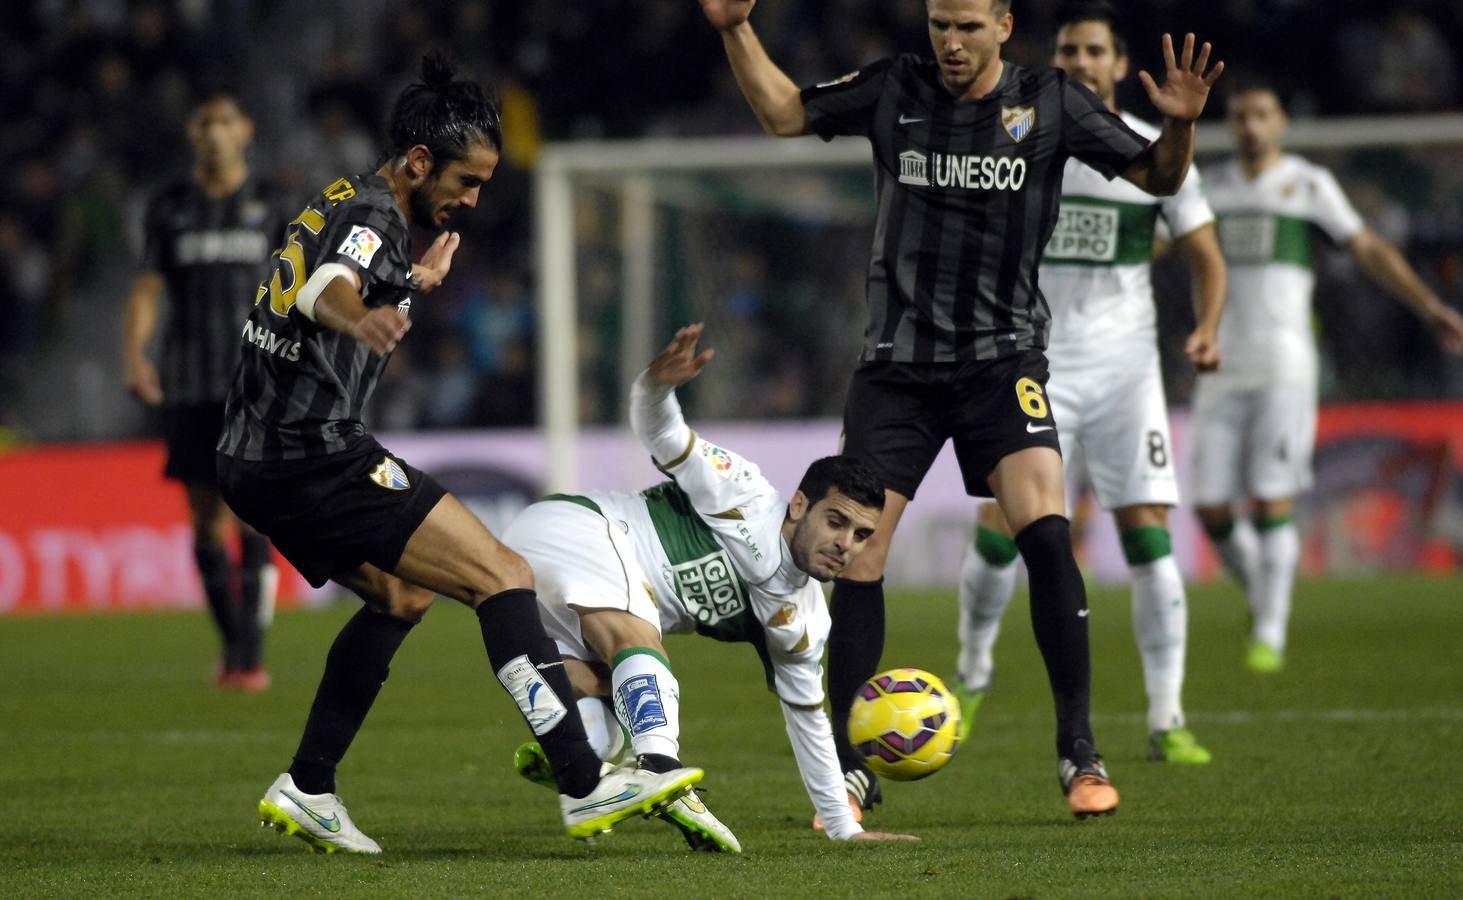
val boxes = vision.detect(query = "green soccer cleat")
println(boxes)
[953,682,987,744]
[1246,640,1285,674]
[514,741,556,790]
[1148,728,1213,765]
[658,789,742,853]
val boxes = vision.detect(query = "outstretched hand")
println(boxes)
[699,0,756,32]
[1139,33,1223,124]
[411,230,461,294]
[646,323,716,387]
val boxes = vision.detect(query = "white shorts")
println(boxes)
[1188,379,1317,505]
[1048,354,1179,510]
[500,499,661,663]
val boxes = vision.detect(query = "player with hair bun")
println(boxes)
[220,53,702,856]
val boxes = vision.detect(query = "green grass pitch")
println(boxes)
[2,575,1460,897]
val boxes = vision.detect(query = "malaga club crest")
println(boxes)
[369,456,411,490]
[1001,105,1035,143]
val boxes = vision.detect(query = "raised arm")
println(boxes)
[1175,223,1226,371]
[700,0,809,137]
[1348,229,1463,353]
[122,271,165,405]
[1122,34,1223,196]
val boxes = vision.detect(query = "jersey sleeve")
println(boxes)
[751,580,831,706]
[315,204,410,302]
[1307,165,1365,245]
[800,57,895,141]
[1157,161,1216,240]
[139,191,168,272]
[781,702,864,840]
[1060,76,1150,179]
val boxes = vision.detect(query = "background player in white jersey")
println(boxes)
[954,3,1226,766]
[505,325,918,849]
[1194,80,1463,673]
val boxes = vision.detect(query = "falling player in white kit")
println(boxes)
[1192,80,1463,673]
[504,324,918,850]
[955,4,1227,765]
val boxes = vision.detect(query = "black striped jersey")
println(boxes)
[140,177,290,406]
[217,173,413,461]
[801,57,1151,362]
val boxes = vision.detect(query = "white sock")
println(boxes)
[577,696,627,765]
[1216,518,1261,592]
[1254,522,1299,651]
[1130,554,1187,733]
[611,649,681,762]
[956,536,1018,691]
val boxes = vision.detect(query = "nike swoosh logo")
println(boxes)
[898,114,925,124]
[1027,422,1054,433]
[569,785,642,814]
[281,790,341,833]
[1077,608,1090,617]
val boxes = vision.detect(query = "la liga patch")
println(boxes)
[338,225,382,267]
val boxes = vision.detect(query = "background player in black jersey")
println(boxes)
[217,54,701,856]
[700,0,1222,821]
[122,93,288,692]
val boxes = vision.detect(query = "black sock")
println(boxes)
[194,542,239,669]
[476,589,601,798]
[288,607,415,795]
[1015,515,1094,760]
[827,577,885,771]
[237,532,272,670]
[636,753,682,774]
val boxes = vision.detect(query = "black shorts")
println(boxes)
[840,350,1062,499]
[163,403,226,487]
[216,436,447,588]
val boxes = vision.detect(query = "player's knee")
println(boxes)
[462,548,533,607]
[384,582,436,622]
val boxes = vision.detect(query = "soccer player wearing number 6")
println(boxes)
[955,4,1226,767]
[701,0,1222,820]
[217,54,701,855]
[505,324,918,848]
[1192,80,1463,674]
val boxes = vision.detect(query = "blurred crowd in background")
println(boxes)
[2,0,1461,442]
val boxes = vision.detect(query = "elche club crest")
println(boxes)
[1001,105,1035,143]
[369,456,411,490]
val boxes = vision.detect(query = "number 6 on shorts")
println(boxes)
[1015,377,1048,419]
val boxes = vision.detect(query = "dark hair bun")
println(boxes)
[421,51,456,90]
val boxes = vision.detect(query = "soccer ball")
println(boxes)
[847,667,961,781]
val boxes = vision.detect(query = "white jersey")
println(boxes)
[1203,154,1364,387]
[1042,112,1215,367]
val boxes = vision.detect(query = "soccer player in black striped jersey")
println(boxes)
[219,54,702,855]
[701,0,1222,820]
[122,93,290,692]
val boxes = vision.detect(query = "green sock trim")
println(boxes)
[975,525,1020,566]
[1120,527,1172,565]
[611,646,671,670]
[1201,518,1235,542]
[1254,514,1294,531]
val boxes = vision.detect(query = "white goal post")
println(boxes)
[533,113,1463,492]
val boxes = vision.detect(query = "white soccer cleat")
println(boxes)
[561,765,703,840]
[658,789,742,853]
[258,773,382,855]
